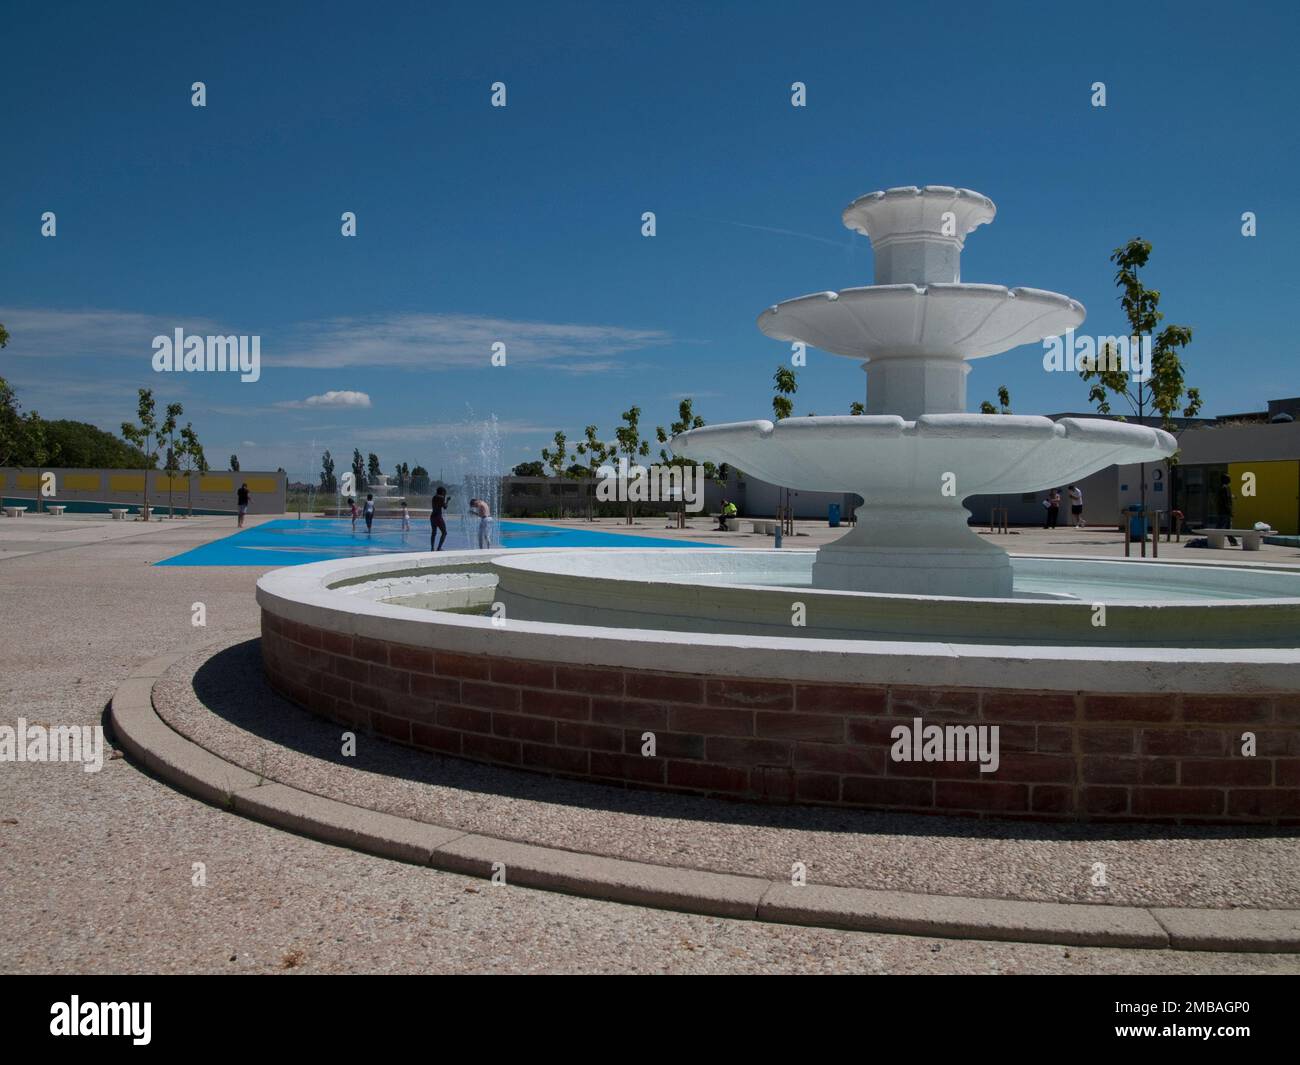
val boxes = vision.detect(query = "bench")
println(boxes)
[2,506,27,517]
[1203,527,1270,551]
[724,517,740,532]
[109,508,130,520]
[46,505,66,516]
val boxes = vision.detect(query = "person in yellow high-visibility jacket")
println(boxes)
[716,500,737,530]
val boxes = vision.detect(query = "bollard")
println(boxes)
[774,525,783,548]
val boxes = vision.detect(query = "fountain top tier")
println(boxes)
[841,185,995,286]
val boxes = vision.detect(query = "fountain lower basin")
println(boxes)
[256,549,1300,825]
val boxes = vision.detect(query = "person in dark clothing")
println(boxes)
[1215,474,1238,546]
[236,483,250,527]
[363,493,375,534]
[1043,488,1061,529]
[430,486,449,551]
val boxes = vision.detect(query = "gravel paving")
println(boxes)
[2,514,1297,973]
[156,637,1300,910]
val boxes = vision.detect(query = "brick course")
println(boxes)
[260,610,1300,825]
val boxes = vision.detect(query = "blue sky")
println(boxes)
[1,0,1296,480]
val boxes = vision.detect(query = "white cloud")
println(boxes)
[271,313,670,371]
[277,390,373,409]
[0,307,671,373]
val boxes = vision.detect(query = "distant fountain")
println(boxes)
[367,473,397,499]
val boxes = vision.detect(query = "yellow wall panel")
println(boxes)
[109,474,145,492]
[154,475,189,492]
[14,473,38,489]
[200,476,234,492]
[62,474,101,491]
[243,477,278,494]
[1227,460,1299,535]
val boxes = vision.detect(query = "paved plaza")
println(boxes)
[1,512,1297,973]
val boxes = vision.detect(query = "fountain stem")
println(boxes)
[862,356,971,419]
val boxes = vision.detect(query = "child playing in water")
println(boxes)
[400,499,411,532]
[430,487,448,551]
[348,496,358,531]
[470,497,493,549]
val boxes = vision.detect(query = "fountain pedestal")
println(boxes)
[812,501,1011,596]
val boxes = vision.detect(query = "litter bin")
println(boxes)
[828,503,841,528]
[1126,505,1147,542]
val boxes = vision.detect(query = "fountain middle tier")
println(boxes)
[759,283,1085,419]
[671,413,1176,597]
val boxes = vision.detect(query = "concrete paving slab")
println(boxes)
[760,883,1169,949]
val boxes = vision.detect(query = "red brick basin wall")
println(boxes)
[260,610,1300,824]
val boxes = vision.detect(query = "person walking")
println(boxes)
[470,496,493,549]
[430,486,449,551]
[348,496,358,531]
[236,482,250,528]
[363,493,375,534]
[400,499,411,533]
[1216,473,1239,546]
[1043,488,1061,530]
[1068,484,1084,528]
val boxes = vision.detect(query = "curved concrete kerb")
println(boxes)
[110,649,1300,951]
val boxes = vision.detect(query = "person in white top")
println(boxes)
[470,497,493,549]
[1068,484,1084,527]
[400,499,411,532]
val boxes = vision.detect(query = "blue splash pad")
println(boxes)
[155,518,723,566]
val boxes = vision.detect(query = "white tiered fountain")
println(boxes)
[671,185,1176,598]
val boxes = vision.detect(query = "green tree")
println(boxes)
[38,420,147,467]
[540,431,570,517]
[410,465,430,494]
[979,386,1012,415]
[0,377,47,469]
[120,389,160,520]
[367,452,382,485]
[178,423,208,516]
[771,367,798,518]
[512,460,546,476]
[229,453,240,471]
[156,402,182,518]
[574,424,613,521]
[615,406,651,524]
[772,366,797,420]
[656,398,723,524]
[1079,239,1200,518]
[319,450,337,494]
[849,401,865,415]
[351,449,366,493]
[541,431,568,478]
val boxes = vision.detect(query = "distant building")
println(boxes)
[966,398,1300,533]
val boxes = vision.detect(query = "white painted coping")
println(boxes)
[256,549,1300,694]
